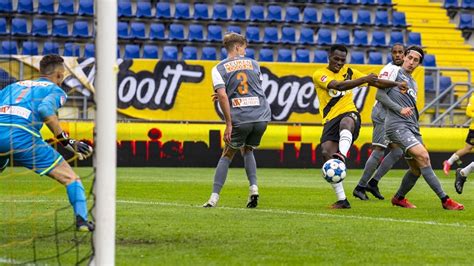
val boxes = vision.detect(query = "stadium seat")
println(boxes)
[162,46,178,61]
[0,0,12,12]
[392,12,407,27]
[194,3,209,20]
[207,25,223,42]
[461,0,474,8]
[221,47,227,60]
[124,44,140,59]
[22,41,38,55]
[459,14,473,29]
[131,22,146,40]
[317,28,332,45]
[407,32,422,46]
[58,0,75,15]
[350,51,365,64]
[149,23,165,40]
[425,75,434,92]
[17,0,33,13]
[84,43,95,58]
[390,31,404,45]
[267,5,282,22]
[32,19,49,36]
[335,29,351,45]
[281,27,296,44]
[299,27,315,44]
[374,10,389,27]
[378,0,392,5]
[353,30,369,46]
[245,48,255,59]
[368,51,383,64]
[182,46,198,60]
[285,6,300,23]
[263,27,279,44]
[250,5,265,22]
[175,3,190,19]
[227,25,241,34]
[188,24,204,41]
[78,0,94,16]
[118,21,131,39]
[344,0,359,4]
[277,49,293,62]
[321,8,336,24]
[423,54,437,67]
[303,7,318,24]
[43,41,59,55]
[361,0,376,5]
[143,45,159,59]
[52,19,69,37]
[440,76,452,91]
[202,47,217,60]
[118,0,132,17]
[295,49,310,63]
[136,2,152,18]
[213,3,228,20]
[246,25,261,43]
[386,53,392,63]
[371,31,387,47]
[156,2,171,19]
[72,20,92,38]
[231,4,246,21]
[356,9,372,26]
[1,41,17,55]
[314,50,328,63]
[169,24,185,41]
[0,18,6,35]
[63,43,80,57]
[259,48,274,62]
[339,9,354,25]
[38,0,54,14]
[12,18,28,36]
[444,0,459,8]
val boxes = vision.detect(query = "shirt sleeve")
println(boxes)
[378,64,400,81]
[376,88,403,113]
[312,70,333,91]
[211,66,225,91]
[37,85,68,119]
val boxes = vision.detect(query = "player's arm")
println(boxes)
[327,74,376,92]
[376,88,413,117]
[211,66,232,144]
[371,78,407,91]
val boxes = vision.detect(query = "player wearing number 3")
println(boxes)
[203,33,271,208]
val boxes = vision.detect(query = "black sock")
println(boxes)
[441,195,449,203]
[356,185,365,191]
[397,195,405,200]
[369,179,379,187]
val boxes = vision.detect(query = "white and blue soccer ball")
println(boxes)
[322,159,347,184]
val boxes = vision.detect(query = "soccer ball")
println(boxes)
[322,159,347,184]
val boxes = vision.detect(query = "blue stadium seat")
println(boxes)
[118,21,131,39]
[299,27,315,44]
[0,0,12,12]
[227,25,241,34]
[335,29,351,45]
[0,18,6,35]
[245,48,255,59]
[1,41,17,55]
[182,46,198,60]
[353,30,368,46]
[350,51,365,64]
[84,43,95,58]
[188,24,204,41]
[32,19,49,36]
[162,46,178,61]
[303,7,318,24]
[143,45,159,59]
[440,76,452,91]
[43,42,59,55]
[407,32,421,46]
[392,12,406,27]
[118,0,132,17]
[344,0,360,4]
[58,0,75,15]
[221,47,227,60]
[17,0,33,13]
[263,27,279,44]
[317,28,332,45]
[444,0,458,8]
[207,25,223,42]
[267,5,282,22]
[213,3,228,20]
[156,2,171,19]
[425,75,434,92]
[375,10,389,27]
[194,3,209,20]
[278,49,292,62]
[321,8,336,24]
[368,51,383,64]
[295,49,310,63]
[175,3,190,19]
[169,24,185,41]
[259,48,274,62]
[459,14,473,29]
[38,0,54,14]
[72,20,91,38]
[63,43,80,57]
[124,44,140,59]
[231,4,246,21]
[246,25,261,43]
[131,22,146,40]
[378,0,392,5]
[314,50,328,63]
[53,19,69,37]
[22,41,38,55]
[356,9,372,26]
[390,31,404,45]
[78,0,94,16]
[423,54,437,67]
[461,0,474,8]
[136,2,152,18]
[285,6,300,23]
[149,23,165,40]
[371,31,386,47]
[281,27,296,44]
[361,0,376,5]
[250,5,265,22]
[12,18,28,36]
[339,9,354,25]
[386,53,392,63]
[202,47,217,60]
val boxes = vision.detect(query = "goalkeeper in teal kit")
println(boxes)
[0,55,94,231]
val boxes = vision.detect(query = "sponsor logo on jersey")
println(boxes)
[231,97,260,108]
[60,96,66,106]
[17,80,52,87]
[320,75,327,82]
[379,71,389,78]
[0,105,31,119]
[223,60,254,73]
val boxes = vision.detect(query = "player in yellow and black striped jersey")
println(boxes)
[312,44,408,209]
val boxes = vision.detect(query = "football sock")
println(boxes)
[243,151,258,187]
[358,149,384,187]
[66,180,88,221]
[447,153,460,165]
[339,129,352,157]
[420,166,447,199]
[461,162,474,176]
[212,157,232,194]
[368,178,379,187]
[331,182,346,201]
[373,147,404,181]
[441,195,449,203]
[396,170,419,199]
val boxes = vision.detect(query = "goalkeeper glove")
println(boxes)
[57,131,93,160]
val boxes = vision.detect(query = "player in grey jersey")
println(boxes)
[381,46,464,210]
[203,33,271,208]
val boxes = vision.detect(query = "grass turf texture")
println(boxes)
[1,167,473,265]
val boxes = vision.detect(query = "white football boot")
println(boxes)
[203,193,219,208]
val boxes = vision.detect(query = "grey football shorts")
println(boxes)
[372,121,390,148]
[229,121,268,149]
[386,128,423,159]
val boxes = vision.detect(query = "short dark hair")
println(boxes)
[40,54,64,75]
[405,45,424,64]
[391,43,405,52]
[330,44,348,55]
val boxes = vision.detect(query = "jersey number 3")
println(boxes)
[236,72,249,95]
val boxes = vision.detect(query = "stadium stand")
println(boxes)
[143,44,159,59]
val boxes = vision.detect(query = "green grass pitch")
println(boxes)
[1,167,473,265]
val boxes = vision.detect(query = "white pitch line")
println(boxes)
[0,257,26,265]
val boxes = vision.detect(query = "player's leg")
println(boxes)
[454,161,474,194]
[337,116,356,159]
[443,130,474,175]
[355,145,384,200]
[391,158,419,209]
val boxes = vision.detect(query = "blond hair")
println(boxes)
[223,32,247,52]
